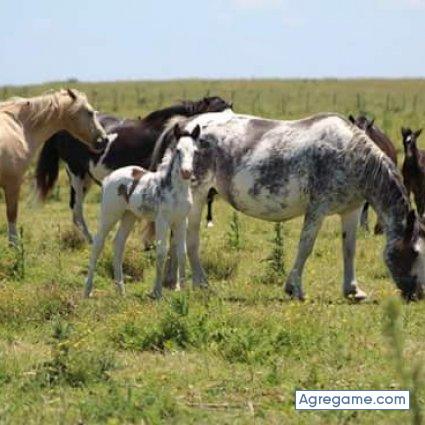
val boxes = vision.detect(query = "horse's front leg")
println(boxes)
[341,208,367,300]
[187,192,209,288]
[150,217,168,299]
[285,208,325,300]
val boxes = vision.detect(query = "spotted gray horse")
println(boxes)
[151,109,425,301]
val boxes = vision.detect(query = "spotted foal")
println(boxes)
[84,124,203,299]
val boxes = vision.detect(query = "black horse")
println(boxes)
[36,96,231,242]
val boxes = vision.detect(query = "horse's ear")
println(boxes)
[348,114,355,124]
[404,209,418,243]
[67,88,77,101]
[173,123,181,140]
[191,125,201,140]
[414,129,423,139]
[367,118,375,129]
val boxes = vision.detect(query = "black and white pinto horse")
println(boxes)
[35,97,231,242]
[151,110,425,301]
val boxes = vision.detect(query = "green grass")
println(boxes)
[0,79,424,423]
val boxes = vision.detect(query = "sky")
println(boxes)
[0,0,424,85]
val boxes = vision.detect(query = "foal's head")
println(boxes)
[385,210,425,301]
[173,124,203,181]
[402,127,422,156]
[59,89,108,148]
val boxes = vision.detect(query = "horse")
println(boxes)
[0,89,108,244]
[35,96,231,243]
[348,114,398,234]
[205,113,399,231]
[402,127,425,215]
[84,124,205,299]
[151,109,425,301]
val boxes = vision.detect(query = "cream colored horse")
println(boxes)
[0,88,108,243]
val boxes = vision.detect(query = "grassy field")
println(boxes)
[0,79,425,424]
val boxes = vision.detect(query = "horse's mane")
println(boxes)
[143,96,229,124]
[0,89,88,126]
[352,127,409,225]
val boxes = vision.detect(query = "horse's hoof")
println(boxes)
[284,283,305,301]
[115,283,126,296]
[207,221,214,228]
[83,290,92,299]
[344,287,367,301]
[148,291,162,300]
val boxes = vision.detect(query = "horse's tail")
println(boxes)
[35,135,61,201]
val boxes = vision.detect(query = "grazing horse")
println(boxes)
[35,96,231,243]
[85,124,204,299]
[348,114,398,234]
[0,89,108,243]
[152,110,425,301]
[402,127,425,215]
[206,114,399,231]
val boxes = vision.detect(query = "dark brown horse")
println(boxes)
[35,96,232,242]
[402,127,425,215]
[349,114,398,233]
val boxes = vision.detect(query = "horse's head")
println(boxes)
[60,89,108,149]
[348,114,374,131]
[201,96,233,113]
[401,127,422,156]
[385,210,425,301]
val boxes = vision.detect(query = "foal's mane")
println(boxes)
[0,89,88,126]
[149,117,189,171]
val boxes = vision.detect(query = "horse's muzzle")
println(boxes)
[181,169,192,180]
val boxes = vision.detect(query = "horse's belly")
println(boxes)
[223,169,308,221]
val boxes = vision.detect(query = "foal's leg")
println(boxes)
[164,230,179,290]
[113,211,136,296]
[149,217,168,299]
[172,219,188,291]
[68,169,93,243]
[4,181,21,245]
[340,208,367,300]
[84,209,121,298]
[285,209,325,300]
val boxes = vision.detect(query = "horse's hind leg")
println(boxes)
[112,211,136,295]
[206,188,217,228]
[285,208,324,300]
[359,202,369,231]
[4,181,21,245]
[340,208,367,300]
[68,169,93,243]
